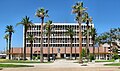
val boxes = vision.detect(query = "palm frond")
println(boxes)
[4,34,9,40]
[89,17,93,24]
[66,27,75,37]
[35,8,49,18]
[44,20,53,36]
[5,25,14,33]
[16,16,33,31]
[72,2,86,14]
[27,34,36,42]
[16,22,24,26]
[83,30,87,36]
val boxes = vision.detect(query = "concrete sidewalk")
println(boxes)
[0,59,115,68]
[2,59,120,71]
[33,59,114,68]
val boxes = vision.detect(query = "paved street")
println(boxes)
[2,59,120,71]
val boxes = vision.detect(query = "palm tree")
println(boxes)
[17,16,33,60]
[83,27,97,60]
[89,28,97,57]
[5,25,14,60]
[4,34,9,56]
[35,8,48,63]
[45,20,53,62]
[66,28,74,60]
[82,12,93,61]
[27,34,36,60]
[83,29,88,59]
[72,2,87,63]
[83,27,97,59]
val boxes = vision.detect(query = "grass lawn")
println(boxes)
[104,63,120,66]
[0,64,33,68]
[0,59,52,63]
[95,59,114,62]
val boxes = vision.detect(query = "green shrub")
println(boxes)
[32,56,36,60]
[37,56,40,59]
[81,49,86,57]
[113,48,118,53]
[112,54,119,60]
[89,54,95,62]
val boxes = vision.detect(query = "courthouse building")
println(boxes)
[11,23,111,60]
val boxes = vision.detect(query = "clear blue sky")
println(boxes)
[0,0,120,51]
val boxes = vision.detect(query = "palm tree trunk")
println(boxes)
[104,47,106,60]
[70,36,73,60]
[23,27,27,60]
[6,39,8,55]
[11,47,13,59]
[30,42,33,60]
[78,12,82,63]
[93,41,95,59]
[75,46,76,60]
[86,23,89,62]
[98,45,99,60]
[65,47,66,59]
[8,33,11,60]
[40,18,44,63]
[52,47,53,60]
[48,31,50,62]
